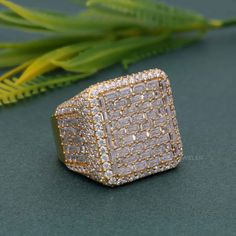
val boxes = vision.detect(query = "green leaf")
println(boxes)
[0,10,50,31]
[88,0,208,31]
[122,33,204,68]
[0,0,107,34]
[0,0,77,31]
[0,73,92,105]
[0,0,235,107]
[0,48,41,67]
[16,42,95,84]
[52,36,169,73]
[0,35,80,67]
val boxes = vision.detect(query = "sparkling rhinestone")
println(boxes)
[100,146,107,154]
[122,135,134,144]
[94,114,102,122]
[119,87,130,96]
[91,89,99,96]
[105,170,113,178]
[136,132,147,142]
[127,124,139,133]
[108,110,120,119]
[95,123,103,130]
[98,139,106,146]
[140,149,151,159]
[131,143,143,153]
[92,107,99,114]
[105,91,116,101]
[146,80,159,89]
[108,178,116,185]
[91,98,99,106]
[54,69,183,186]
[162,154,173,161]
[130,94,141,103]
[125,155,138,163]
[135,161,146,171]
[118,166,131,175]
[129,76,135,84]
[148,158,159,167]
[101,154,109,162]
[96,130,103,137]
[103,162,111,170]
[132,113,144,123]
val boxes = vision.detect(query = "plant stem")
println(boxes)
[221,18,236,27]
[209,18,236,29]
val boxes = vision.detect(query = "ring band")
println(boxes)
[52,68,183,186]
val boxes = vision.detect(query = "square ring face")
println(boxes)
[89,69,183,185]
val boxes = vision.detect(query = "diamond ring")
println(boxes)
[52,68,183,186]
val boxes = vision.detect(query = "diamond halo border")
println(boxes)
[87,68,183,186]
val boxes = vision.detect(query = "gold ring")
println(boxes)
[52,68,183,186]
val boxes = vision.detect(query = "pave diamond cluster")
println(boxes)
[52,69,183,186]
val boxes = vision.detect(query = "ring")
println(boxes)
[52,68,183,186]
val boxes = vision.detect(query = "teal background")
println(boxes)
[0,1,236,235]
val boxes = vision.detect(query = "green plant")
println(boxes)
[0,0,235,105]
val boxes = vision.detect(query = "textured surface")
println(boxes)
[0,0,236,235]
[54,70,183,186]
[99,75,182,180]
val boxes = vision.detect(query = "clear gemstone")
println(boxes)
[132,113,144,123]
[94,114,102,122]
[103,162,111,170]
[148,158,159,167]
[146,80,159,89]
[100,146,107,154]
[130,94,141,103]
[108,110,120,119]
[105,91,116,101]
[135,161,146,171]
[117,166,131,175]
[119,117,131,127]
[136,132,147,142]
[96,130,103,137]
[161,154,173,161]
[98,139,106,146]
[133,84,145,93]
[101,154,109,162]
[105,170,113,178]
[95,123,103,130]
[91,98,99,106]
[122,135,134,144]
[131,143,143,153]
[92,107,99,114]
[127,124,139,133]
[119,88,130,96]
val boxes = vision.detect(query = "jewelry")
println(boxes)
[52,68,183,186]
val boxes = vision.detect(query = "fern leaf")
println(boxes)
[122,33,204,68]
[0,10,50,31]
[52,36,168,73]
[0,60,32,81]
[0,73,91,105]
[0,0,235,106]
[0,0,106,34]
[0,48,41,67]
[0,35,93,67]
[16,42,95,84]
[0,0,77,32]
[88,0,208,31]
